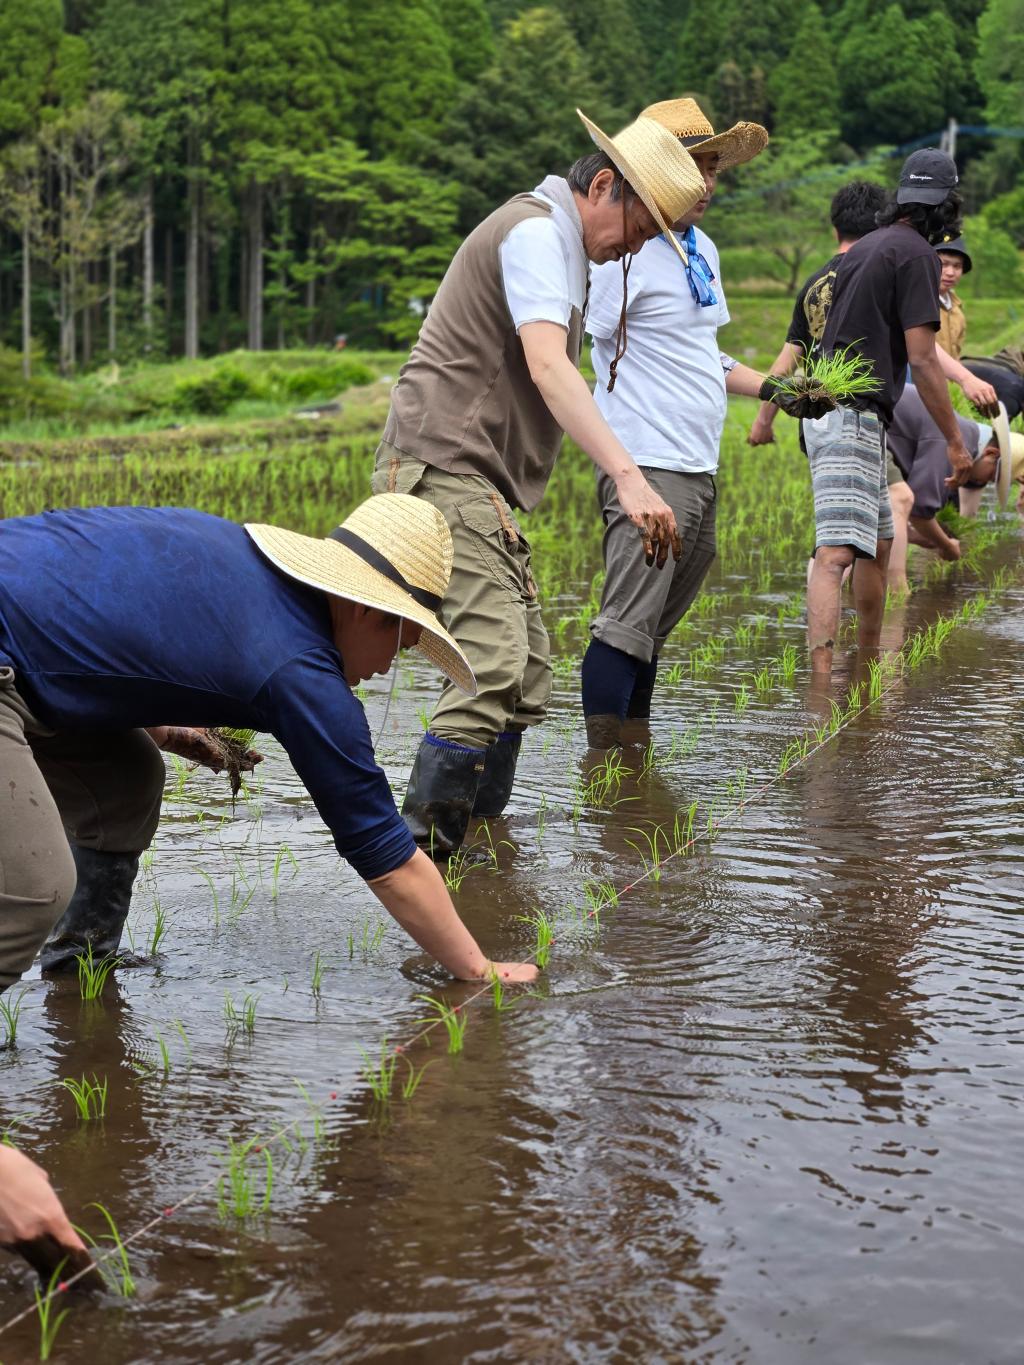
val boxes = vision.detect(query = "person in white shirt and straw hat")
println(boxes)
[0,495,537,992]
[581,97,830,747]
[374,107,707,856]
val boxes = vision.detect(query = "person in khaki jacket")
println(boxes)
[935,235,970,359]
[373,108,708,856]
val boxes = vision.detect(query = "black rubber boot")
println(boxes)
[39,845,140,973]
[402,735,486,858]
[472,731,523,818]
[627,653,659,719]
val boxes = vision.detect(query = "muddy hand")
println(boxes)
[944,441,974,490]
[961,373,999,417]
[0,1147,103,1290]
[615,471,681,568]
[149,726,262,772]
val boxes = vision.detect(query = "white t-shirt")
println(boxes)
[498,186,589,333]
[588,228,730,473]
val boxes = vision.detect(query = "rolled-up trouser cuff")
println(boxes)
[590,615,656,663]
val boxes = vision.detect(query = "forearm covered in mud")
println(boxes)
[366,849,491,979]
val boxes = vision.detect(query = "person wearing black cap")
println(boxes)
[804,148,975,676]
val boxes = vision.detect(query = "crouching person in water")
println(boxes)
[0,494,537,992]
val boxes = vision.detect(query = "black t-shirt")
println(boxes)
[786,253,842,358]
[821,225,940,427]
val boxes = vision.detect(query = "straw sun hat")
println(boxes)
[990,401,1021,510]
[576,107,705,266]
[245,494,475,695]
[642,97,768,170]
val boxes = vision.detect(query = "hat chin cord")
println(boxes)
[373,620,404,748]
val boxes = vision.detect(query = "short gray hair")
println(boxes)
[565,151,634,201]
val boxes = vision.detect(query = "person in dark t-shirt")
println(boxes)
[748,181,889,447]
[0,497,538,993]
[803,148,973,676]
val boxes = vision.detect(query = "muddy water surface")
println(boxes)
[2,554,1024,1364]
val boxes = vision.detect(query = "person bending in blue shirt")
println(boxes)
[0,493,536,992]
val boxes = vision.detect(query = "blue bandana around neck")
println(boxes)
[664,225,718,307]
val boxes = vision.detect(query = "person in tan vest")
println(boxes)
[373,108,707,856]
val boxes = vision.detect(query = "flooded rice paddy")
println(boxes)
[2,436,1023,1363]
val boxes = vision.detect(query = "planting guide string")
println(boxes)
[0,588,1013,1342]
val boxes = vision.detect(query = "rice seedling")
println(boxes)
[733,682,750,713]
[416,703,431,731]
[311,949,326,995]
[625,823,670,883]
[773,343,881,407]
[217,1135,273,1220]
[147,899,168,957]
[667,724,701,759]
[400,1057,432,1100]
[750,663,774,694]
[0,986,28,1049]
[293,1078,328,1148]
[270,843,298,900]
[360,1039,398,1102]
[663,661,685,686]
[417,994,468,1055]
[347,914,387,959]
[536,792,550,840]
[672,800,699,854]
[733,620,753,647]
[488,967,519,1014]
[198,868,221,923]
[34,1264,70,1361]
[79,1202,135,1297]
[77,943,119,1001]
[776,643,799,684]
[224,991,258,1040]
[516,908,556,969]
[62,1073,108,1121]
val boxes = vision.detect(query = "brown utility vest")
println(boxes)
[382,193,586,513]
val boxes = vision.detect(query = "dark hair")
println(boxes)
[566,150,633,201]
[830,180,891,241]
[876,189,963,244]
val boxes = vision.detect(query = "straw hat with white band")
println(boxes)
[576,107,705,267]
[245,493,476,695]
[642,97,768,170]
[988,401,1022,510]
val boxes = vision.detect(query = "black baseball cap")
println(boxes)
[897,148,958,205]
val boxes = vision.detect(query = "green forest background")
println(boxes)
[1,0,1022,381]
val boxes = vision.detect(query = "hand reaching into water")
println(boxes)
[0,1146,101,1287]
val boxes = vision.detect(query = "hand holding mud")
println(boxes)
[147,726,264,795]
[0,1147,101,1288]
[758,374,836,422]
[614,468,682,567]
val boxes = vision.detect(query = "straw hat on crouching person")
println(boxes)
[246,493,474,694]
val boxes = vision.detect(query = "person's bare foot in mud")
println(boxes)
[146,726,263,796]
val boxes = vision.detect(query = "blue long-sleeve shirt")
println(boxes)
[0,505,417,881]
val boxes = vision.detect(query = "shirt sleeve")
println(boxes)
[786,279,813,352]
[586,258,625,341]
[894,253,941,333]
[499,216,573,332]
[258,648,416,881]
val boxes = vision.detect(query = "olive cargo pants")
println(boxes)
[372,443,552,748]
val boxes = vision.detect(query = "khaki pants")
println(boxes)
[372,443,552,748]
[592,468,717,662]
[0,668,165,989]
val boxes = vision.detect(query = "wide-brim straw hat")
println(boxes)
[642,97,768,170]
[992,401,1013,509]
[576,107,705,267]
[245,493,476,695]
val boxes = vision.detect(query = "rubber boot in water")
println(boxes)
[402,734,486,858]
[585,713,623,748]
[472,731,523,818]
[39,845,140,973]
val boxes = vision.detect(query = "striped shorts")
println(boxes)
[802,406,895,558]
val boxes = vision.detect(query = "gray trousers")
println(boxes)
[0,668,165,989]
[591,468,717,662]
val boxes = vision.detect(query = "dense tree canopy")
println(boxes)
[0,0,1017,368]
